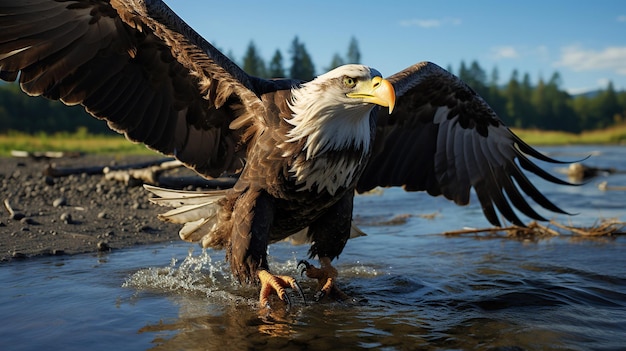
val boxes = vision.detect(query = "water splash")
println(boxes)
[122,247,253,304]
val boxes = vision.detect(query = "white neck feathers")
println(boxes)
[281,79,375,195]
[286,80,372,160]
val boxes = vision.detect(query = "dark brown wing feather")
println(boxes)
[0,0,272,177]
[357,62,571,227]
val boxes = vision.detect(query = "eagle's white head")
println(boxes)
[284,64,396,194]
[286,64,395,159]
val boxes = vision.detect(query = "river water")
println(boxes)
[1,145,625,350]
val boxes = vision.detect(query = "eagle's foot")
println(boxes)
[257,269,305,308]
[298,257,350,302]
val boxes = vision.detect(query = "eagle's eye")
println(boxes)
[343,76,356,88]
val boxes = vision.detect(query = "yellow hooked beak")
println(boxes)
[346,76,396,114]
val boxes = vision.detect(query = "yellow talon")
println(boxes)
[257,270,304,307]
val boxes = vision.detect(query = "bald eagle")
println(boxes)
[0,0,569,306]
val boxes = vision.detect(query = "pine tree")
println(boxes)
[242,41,266,77]
[267,49,285,78]
[326,53,344,71]
[345,37,361,64]
[487,66,506,118]
[504,70,524,128]
[289,36,315,81]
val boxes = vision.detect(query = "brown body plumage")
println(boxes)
[0,0,570,304]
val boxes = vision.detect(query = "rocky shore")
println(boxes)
[0,154,199,261]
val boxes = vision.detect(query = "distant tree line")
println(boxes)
[1,36,625,134]
[0,83,115,135]
[449,62,626,132]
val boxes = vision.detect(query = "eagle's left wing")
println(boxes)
[0,0,274,178]
[357,62,572,227]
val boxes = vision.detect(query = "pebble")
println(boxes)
[53,197,67,207]
[20,217,36,225]
[139,225,154,232]
[10,212,26,221]
[11,251,27,259]
[60,213,73,224]
[44,176,55,186]
[97,211,108,219]
[97,241,110,252]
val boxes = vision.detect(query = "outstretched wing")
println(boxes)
[357,62,571,227]
[0,0,269,177]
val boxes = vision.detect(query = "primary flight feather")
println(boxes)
[0,0,570,306]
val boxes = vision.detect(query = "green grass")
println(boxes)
[2,123,626,157]
[0,129,157,157]
[512,123,626,146]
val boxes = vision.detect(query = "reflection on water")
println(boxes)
[1,145,626,351]
[3,235,622,351]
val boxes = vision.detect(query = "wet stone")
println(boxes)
[52,249,65,256]
[11,251,27,259]
[139,225,155,232]
[20,217,36,225]
[97,241,110,252]
[53,197,67,207]
[10,212,26,221]
[44,176,55,186]
[60,213,73,224]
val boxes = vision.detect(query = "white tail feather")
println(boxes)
[144,185,226,245]
[149,195,220,207]
[158,202,219,224]
[179,217,215,243]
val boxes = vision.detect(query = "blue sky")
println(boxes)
[166,1,626,94]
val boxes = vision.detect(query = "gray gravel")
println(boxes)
[0,154,193,261]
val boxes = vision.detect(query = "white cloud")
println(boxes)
[534,45,550,62]
[490,46,520,59]
[596,77,612,87]
[618,15,626,22]
[566,79,615,95]
[399,17,461,29]
[489,45,551,62]
[555,45,626,75]
[400,19,440,28]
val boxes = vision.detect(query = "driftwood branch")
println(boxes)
[562,162,626,182]
[102,159,237,188]
[11,149,82,160]
[598,181,626,191]
[103,159,183,186]
[3,198,25,220]
[3,198,16,217]
[549,218,626,236]
[39,155,237,189]
[42,157,176,177]
[444,219,625,238]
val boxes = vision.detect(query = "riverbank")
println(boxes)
[0,154,186,261]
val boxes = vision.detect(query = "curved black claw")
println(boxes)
[283,292,292,309]
[297,259,328,302]
[313,289,326,302]
[293,280,306,305]
[297,260,311,277]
